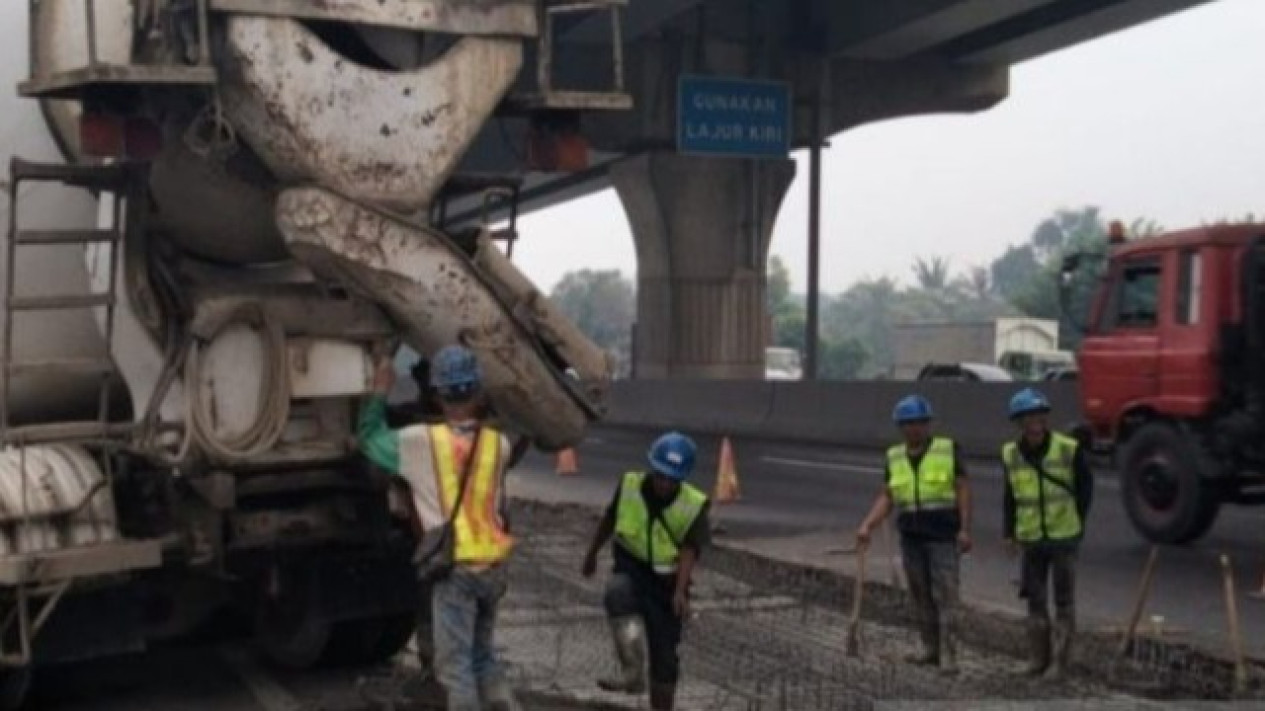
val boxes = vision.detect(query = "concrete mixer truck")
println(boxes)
[0,1,620,704]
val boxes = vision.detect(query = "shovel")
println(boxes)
[846,544,867,656]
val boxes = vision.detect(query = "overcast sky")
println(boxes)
[511,0,1265,295]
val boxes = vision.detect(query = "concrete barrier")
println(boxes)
[604,379,1082,457]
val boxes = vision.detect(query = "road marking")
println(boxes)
[761,456,881,474]
[219,647,307,711]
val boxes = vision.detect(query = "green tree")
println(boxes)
[994,207,1126,349]
[819,337,869,379]
[550,269,635,373]
[912,256,952,291]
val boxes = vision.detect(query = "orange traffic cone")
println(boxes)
[556,448,578,476]
[713,437,741,503]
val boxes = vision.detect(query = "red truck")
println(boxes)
[1073,222,1265,544]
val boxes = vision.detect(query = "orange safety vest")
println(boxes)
[429,425,514,565]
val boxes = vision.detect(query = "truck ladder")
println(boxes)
[2,158,132,446]
[0,159,161,675]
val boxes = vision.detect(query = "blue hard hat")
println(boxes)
[1008,387,1051,419]
[431,345,482,400]
[892,395,934,424]
[647,432,697,482]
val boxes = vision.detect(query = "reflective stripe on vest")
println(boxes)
[1002,432,1082,542]
[614,471,707,575]
[886,437,958,513]
[430,425,513,565]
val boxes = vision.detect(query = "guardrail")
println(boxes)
[604,380,1082,457]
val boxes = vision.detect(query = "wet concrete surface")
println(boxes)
[510,427,1265,662]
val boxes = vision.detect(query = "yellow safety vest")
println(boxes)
[430,425,514,565]
[1003,433,1082,542]
[887,437,958,513]
[614,471,707,575]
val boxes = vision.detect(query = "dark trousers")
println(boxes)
[900,536,959,631]
[1020,542,1078,618]
[604,572,682,685]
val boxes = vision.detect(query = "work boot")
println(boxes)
[649,682,676,711]
[480,676,522,711]
[937,619,958,676]
[1020,617,1051,677]
[596,616,646,694]
[904,621,939,665]
[1044,611,1075,681]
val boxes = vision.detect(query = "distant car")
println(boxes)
[1042,366,1079,382]
[917,362,1014,382]
[765,347,803,380]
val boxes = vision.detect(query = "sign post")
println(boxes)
[677,75,792,159]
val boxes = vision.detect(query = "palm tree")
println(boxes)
[911,256,951,291]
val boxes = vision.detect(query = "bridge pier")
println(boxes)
[611,152,795,379]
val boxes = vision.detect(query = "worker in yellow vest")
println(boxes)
[857,395,972,674]
[581,432,711,711]
[360,345,520,711]
[1002,388,1093,680]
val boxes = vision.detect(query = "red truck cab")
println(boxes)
[1077,224,1265,544]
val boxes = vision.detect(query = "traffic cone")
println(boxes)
[713,437,741,503]
[556,447,578,476]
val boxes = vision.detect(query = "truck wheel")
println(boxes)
[256,577,331,670]
[1120,422,1221,545]
[324,614,415,667]
[0,668,30,711]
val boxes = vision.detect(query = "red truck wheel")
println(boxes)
[1119,422,1220,545]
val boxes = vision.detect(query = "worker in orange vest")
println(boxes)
[360,345,520,711]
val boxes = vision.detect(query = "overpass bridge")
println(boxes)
[444,0,1214,379]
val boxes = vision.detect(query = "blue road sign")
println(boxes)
[677,75,792,158]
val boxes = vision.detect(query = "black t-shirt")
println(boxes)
[602,475,711,589]
[884,442,967,541]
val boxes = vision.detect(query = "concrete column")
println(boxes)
[611,152,795,379]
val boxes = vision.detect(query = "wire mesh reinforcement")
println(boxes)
[355,501,1264,711]
[487,502,1265,711]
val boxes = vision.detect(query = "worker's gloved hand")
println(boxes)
[957,530,973,555]
[1003,538,1019,559]
[373,356,396,395]
[672,589,690,619]
[581,551,598,579]
[855,524,872,551]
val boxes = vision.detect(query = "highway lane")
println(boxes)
[511,426,1265,659]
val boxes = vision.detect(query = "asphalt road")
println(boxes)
[511,426,1265,660]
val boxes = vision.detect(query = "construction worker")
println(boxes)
[1002,387,1093,680]
[360,345,520,711]
[857,395,972,674]
[581,432,711,711]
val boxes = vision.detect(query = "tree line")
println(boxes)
[547,207,1258,379]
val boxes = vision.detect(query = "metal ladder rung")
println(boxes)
[9,158,128,190]
[0,422,131,446]
[15,230,118,246]
[546,0,628,11]
[7,295,114,312]
[5,358,114,377]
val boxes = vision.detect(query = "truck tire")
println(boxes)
[1119,422,1221,545]
[256,575,331,670]
[0,668,30,711]
[324,613,415,667]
